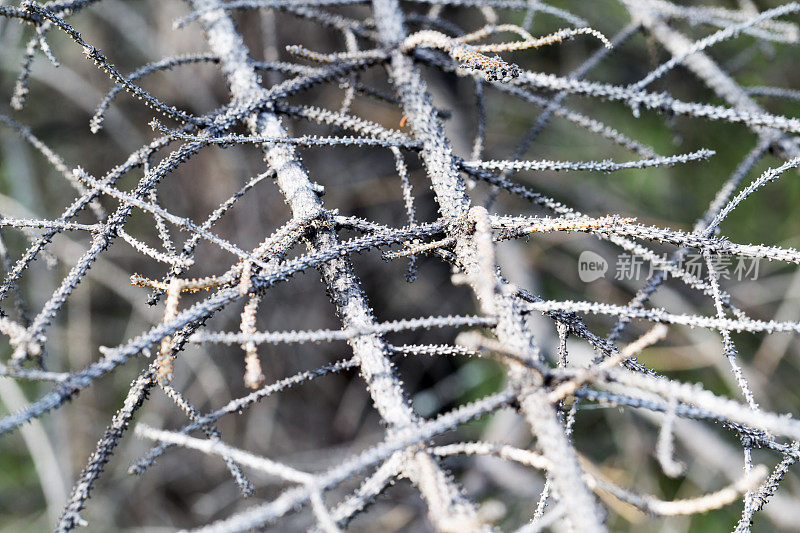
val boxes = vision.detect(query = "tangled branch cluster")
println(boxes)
[1,0,800,531]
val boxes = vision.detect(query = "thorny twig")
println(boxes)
[1,1,800,532]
